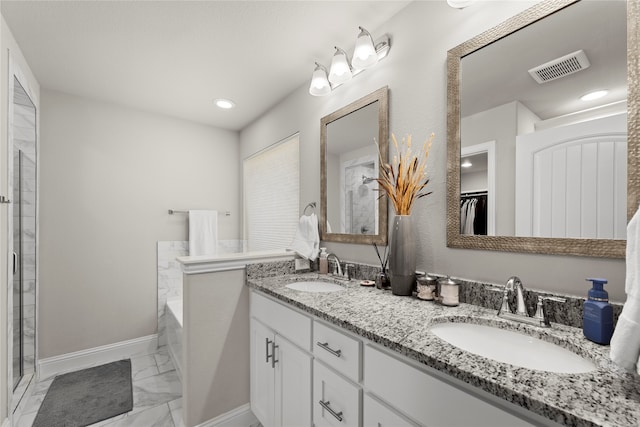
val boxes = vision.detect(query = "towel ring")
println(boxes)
[303,202,316,216]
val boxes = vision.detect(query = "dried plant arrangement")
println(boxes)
[375,133,435,215]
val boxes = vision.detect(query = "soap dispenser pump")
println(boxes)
[583,278,613,345]
[319,248,329,274]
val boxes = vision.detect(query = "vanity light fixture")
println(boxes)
[309,27,391,97]
[352,27,378,69]
[309,63,332,96]
[213,98,236,109]
[580,90,608,101]
[328,47,353,85]
[447,0,474,9]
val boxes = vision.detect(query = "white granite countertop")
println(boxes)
[247,272,640,427]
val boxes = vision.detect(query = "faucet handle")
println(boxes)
[534,295,567,326]
[345,264,355,280]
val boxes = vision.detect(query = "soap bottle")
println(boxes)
[583,278,614,345]
[319,248,329,274]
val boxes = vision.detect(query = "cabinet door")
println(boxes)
[275,336,312,427]
[363,394,416,427]
[250,319,275,427]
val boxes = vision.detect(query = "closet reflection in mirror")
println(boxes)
[321,86,388,245]
[460,0,627,239]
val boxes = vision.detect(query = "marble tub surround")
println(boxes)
[157,240,245,346]
[247,272,640,427]
[157,241,188,347]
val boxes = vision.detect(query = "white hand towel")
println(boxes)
[287,213,320,261]
[610,204,640,372]
[188,210,218,256]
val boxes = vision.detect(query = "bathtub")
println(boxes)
[166,298,183,381]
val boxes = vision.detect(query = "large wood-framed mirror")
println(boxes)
[321,86,389,244]
[447,0,638,258]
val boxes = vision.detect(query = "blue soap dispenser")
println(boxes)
[583,278,613,345]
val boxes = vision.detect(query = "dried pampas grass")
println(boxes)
[375,133,435,215]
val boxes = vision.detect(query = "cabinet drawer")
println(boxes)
[313,321,361,382]
[364,345,536,427]
[313,360,361,427]
[251,291,312,351]
[363,394,417,427]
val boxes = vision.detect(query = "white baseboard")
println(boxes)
[195,404,258,427]
[38,334,158,380]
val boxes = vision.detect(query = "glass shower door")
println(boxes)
[12,77,37,391]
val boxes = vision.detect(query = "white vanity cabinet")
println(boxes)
[250,289,554,427]
[250,293,313,427]
[363,394,417,427]
[364,345,541,426]
[313,360,361,427]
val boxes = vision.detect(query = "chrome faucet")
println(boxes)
[326,253,343,277]
[497,276,566,328]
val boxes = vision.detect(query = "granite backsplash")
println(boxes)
[245,259,623,330]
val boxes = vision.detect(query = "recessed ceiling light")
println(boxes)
[580,90,608,101]
[447,0,474,9]
[461,160,472,168]
[213,98,236,109]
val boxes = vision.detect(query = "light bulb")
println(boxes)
[213,99,235,109]
[309,63,331,96]
[352,27,378,70]
[580,90,608,101]
[447,0,474,9]
[328,47,352,85]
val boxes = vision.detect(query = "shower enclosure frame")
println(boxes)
[6,56,40,422]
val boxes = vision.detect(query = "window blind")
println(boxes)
[243,134,300,251]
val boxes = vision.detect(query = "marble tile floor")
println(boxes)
[14,346,183,427]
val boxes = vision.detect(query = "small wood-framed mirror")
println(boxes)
[321,86,389,244]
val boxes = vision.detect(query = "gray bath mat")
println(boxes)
[33,359,133,427]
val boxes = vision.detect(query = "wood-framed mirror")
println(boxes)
[321,86,389,244]
[447,0,638,258]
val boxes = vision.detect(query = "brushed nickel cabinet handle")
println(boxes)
[266,338,273,363]
[317,341,342,358]
[319,400,343,422]
[271,341,279,368]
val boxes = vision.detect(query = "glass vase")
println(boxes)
[389,215,416,296]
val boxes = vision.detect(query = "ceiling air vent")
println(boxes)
[528,50,590,84]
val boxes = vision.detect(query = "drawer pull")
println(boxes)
[317,341,342,358]
[319,400,343,422]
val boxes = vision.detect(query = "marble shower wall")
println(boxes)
[156,240,243,346]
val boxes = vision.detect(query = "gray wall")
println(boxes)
[39,90,240,358]
[240,1,626,301]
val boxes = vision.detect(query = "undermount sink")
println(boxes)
[285,281,345,293]
[430,322,596,374]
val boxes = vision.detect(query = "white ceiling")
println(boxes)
[461,0,627,120]
[1,0,411,131]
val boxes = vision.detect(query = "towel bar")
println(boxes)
[168,209,231,216]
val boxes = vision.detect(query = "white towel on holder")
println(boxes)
[288,213,320,261]
[610,204,640,373]
[188,210,218,256]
